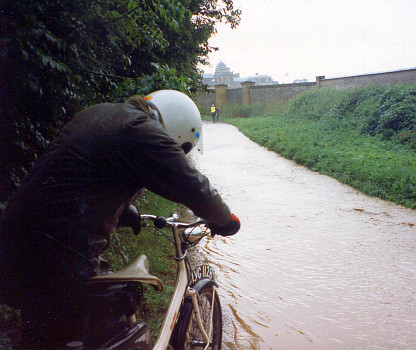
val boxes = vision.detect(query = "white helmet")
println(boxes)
[145,90,203,154]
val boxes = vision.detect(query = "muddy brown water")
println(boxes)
[189,122,416,350]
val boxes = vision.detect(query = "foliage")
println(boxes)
[197,103,211,118]
[221,103,266,118]
[0,304,20,348]
[227,85,416,208]
[357,86,416,147]
[0,0,241,209]
[113,63,193,102]
[284,88,346,120]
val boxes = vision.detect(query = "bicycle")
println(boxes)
[83,213,222,350]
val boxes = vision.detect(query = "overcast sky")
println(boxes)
[204,0,416,84]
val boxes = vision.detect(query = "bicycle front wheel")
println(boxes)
[171,280,222,350]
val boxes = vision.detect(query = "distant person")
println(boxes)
[211,104,217,123]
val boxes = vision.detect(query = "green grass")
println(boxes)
[226,85,416,208]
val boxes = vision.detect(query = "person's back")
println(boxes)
[0,101,159,348]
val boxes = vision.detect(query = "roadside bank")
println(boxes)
[219,85,416,209]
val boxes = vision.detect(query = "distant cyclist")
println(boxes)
[211,103,217,123]
[0,90,240,349]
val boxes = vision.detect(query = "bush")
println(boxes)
[284,88,345,120]
[221,103,265,118]
[359,85,416,146]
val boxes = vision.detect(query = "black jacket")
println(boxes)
[0,102,231,305]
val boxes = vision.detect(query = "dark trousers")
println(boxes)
[1,232,119,349]
[19,236,90,349]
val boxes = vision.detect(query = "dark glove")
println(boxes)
[209,213,240,237]
[117,205,141,235]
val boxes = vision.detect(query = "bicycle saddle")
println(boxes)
[87,254,163,291]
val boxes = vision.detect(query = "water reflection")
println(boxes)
[190,122,416,349]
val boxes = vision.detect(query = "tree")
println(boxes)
[0,0,241,209]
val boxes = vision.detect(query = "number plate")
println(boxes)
[190,265,214,285]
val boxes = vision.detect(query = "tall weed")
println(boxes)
[359,85,416,148]
[222,103,266,118]
[284,88,345,120]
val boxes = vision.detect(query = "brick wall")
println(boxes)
[250,82,316,104]
[194,67,416,108]
[227,88,243,104]
[318,68,416,89]
[192,90,215,112]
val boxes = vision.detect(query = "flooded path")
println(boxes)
[190,122,416,349]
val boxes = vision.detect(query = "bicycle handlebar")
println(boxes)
[141,213,207,230]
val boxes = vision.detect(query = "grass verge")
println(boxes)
[224,85,416,208]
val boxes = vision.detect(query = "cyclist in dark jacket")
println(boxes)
[0,91,240,349]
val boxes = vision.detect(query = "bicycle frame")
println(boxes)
[88,214,216,349]
[146,216,213,350]
[153,223,188,349]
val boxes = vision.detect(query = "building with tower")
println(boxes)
[202,61,277,88]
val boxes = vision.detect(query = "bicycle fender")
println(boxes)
[179,278,218,322]
[190,277,218,293]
